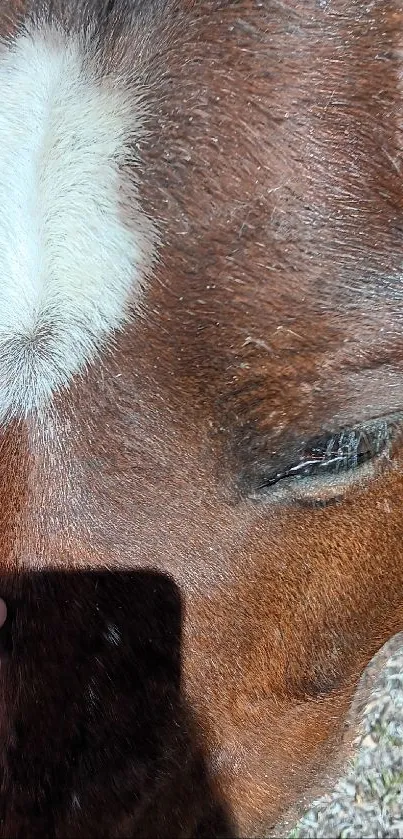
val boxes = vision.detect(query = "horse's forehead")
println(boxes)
[133,0,403,412]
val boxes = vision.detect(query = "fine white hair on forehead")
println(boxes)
[0,22,155,422]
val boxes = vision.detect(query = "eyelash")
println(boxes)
[258,417,399,492]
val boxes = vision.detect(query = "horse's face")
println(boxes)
[0,0,402,836]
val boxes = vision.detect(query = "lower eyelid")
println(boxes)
[290,465,374,502]
[283,449,394,505]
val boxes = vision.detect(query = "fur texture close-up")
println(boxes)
[0,15,155,420]
[0,0,402,836]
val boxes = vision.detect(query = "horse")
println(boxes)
[0,0,402,835]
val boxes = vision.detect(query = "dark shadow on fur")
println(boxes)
[0,570,234,838]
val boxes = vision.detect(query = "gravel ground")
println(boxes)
[289,633,403,838]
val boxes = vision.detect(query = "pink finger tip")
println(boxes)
[0,599,7,628]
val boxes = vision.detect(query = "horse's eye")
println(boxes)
[257,416,400,495]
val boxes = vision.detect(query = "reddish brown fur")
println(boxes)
[0,0,403,835]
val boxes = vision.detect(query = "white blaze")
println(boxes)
[0,25,152,420]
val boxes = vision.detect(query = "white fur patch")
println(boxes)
[0,25,153,421]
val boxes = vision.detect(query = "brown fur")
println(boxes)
[0,0,403,835]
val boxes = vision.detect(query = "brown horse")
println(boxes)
[0,0,402,835]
